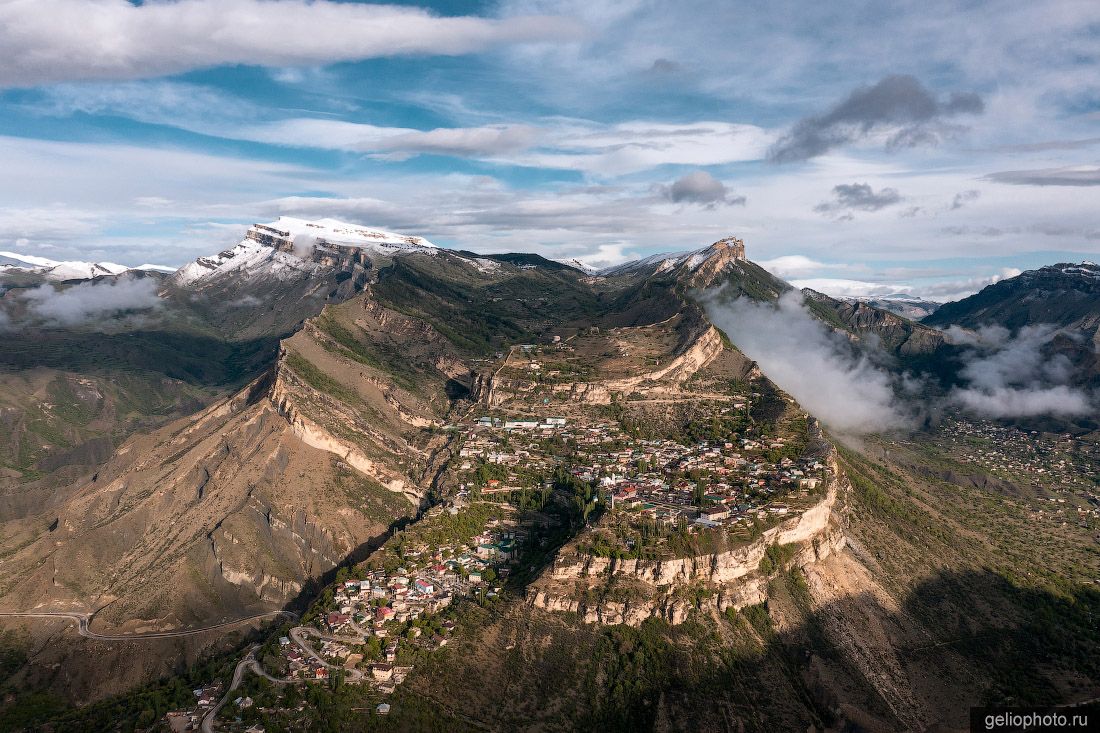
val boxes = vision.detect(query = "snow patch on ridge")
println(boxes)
[171,216,437,288]
[0,251,172,281]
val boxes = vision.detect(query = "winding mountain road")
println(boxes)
[0,610,297,641]
[290,626,365,682]
[200,645,259,733]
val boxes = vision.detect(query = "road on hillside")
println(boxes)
[200,645,259,733]
[0,610,297,641]
[289,626,365,682]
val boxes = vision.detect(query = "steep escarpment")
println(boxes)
[0,291,475,629]
[0,385,408,627]
[527,455,846,626]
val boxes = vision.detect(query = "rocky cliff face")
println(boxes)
[478,324,726,407]
[268,350,419,498]
[527,457,847,626]
[0,378,411,624]
[0,293,455,627]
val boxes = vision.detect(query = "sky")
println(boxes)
[1,0,1098,302]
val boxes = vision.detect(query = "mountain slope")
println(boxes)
[802,288,947,357]
[2,224,1099,732]
[926,261,1100,332]
[925,262,1100,393]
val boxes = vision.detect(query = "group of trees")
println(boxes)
[0,638,249,733]
[552,465,603,530]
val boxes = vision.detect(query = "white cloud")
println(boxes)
[759,255,845,280]
[703,290,914,433]
[790,278,912,298]
[918,268,1022,302]
[574,242,632,269]
[19,275,163,327]
[245,118,542,159]
[0,206,107,245]
[0,0,584,86]
[512,121,773,176]
[945,324,1095,418]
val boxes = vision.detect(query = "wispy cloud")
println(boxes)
[703,290,915,433]
[0,0,584,86]
[984,165,1100,187]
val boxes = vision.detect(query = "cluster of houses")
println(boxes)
[279,635,341,682]
[598,436,824,528]
[458,411,825,529]
[942,417,1098,489]
[263,513,516,696]
[939,416,1100,529]
[164,683,225,732]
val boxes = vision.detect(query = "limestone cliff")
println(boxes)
[527,455,847,627]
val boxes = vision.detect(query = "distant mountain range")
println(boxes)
[849,293,942,320]
[925,261,1100,332]
[0,250,174,281]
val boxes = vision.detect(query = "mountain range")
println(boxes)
[1,219,1098,731]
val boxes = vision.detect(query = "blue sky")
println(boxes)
[1,0,1098,300]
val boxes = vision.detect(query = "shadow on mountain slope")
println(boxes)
[390,564,1100,733]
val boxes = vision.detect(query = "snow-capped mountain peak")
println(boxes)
[0,251,174,281]
[596,236,746,278]
[256,217,436,252]
[171,217,437,288]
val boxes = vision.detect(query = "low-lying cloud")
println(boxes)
[701,291,1095,434]
[768,74,984,163]
[943,324,1095,418]
[703,290,913,433]
[17,275,162,327]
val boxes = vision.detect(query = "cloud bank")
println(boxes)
[943,324,1095,418]
[18,276,162,327]
[769,75,984,162]
[703,290,913,433]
